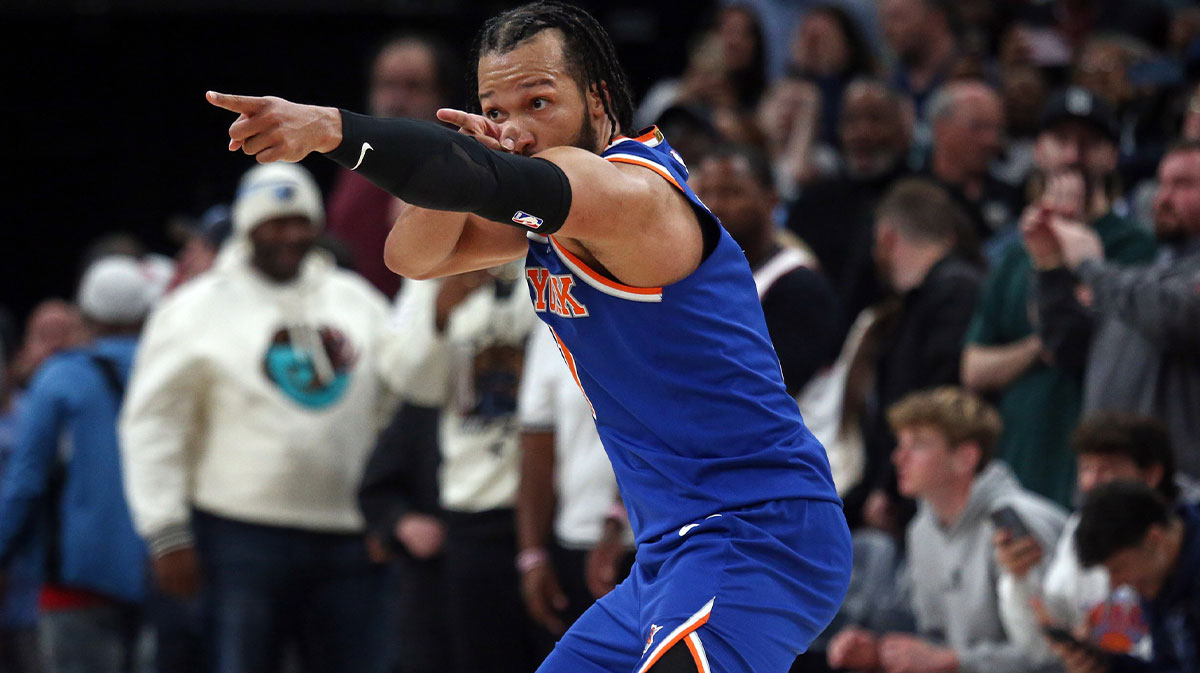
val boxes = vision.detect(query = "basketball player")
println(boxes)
[207,3,851,671]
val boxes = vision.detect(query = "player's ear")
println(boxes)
[588,82,610,120]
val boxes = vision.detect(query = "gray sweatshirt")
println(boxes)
[1037,241,1200,477]
[906,462,1067,673]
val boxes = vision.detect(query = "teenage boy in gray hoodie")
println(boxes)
[829,386,1066,673]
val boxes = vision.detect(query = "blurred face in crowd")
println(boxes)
[880,0,933,65]
[1000,65,1048,137]
[1074,42,1134,108]
[717,6,759,73]
[250,216,318,282]
[1183,85,1200,142]
[1152,149,1200,243]
[892,424,977,499]
[477,30,607,157]
[10,300,86,385]
[1076,454,1164,496]
[757,78,817,148]
[682,36,737,110]
[691,154,775,247]
[840,82,909,179]
[370,40,443,121]
[933,85,1005,177]
[1034,119,1118,182]
[792,10,850,77]
[1104,526,1176,599]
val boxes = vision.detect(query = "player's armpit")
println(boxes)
[536,146,703,288]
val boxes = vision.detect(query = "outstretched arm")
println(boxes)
[207,92,700,286]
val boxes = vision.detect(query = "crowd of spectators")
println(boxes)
[3,0,1200,671]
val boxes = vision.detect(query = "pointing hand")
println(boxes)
[206,91,342,163]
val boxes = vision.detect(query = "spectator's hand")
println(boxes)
[1048,639,1110,673]
[992,529,1043,579]
[1042,170,1088,221]
[520,557,569,635]
[863,489,899,537]
[434,271,492,332]
[879,634,957,673]
[1049,217,1104,271]
[395,513,445,560]
[1020,205,1064,270]
[207,91,341,163]
[827,626,881,671]
[585,530,626,599]
[153,546,202,599]
[436,108,516,153]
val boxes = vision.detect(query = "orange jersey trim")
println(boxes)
[549,326,595,418]
[684,633,711,673]
[547,236,663,297]
[605,155,683,192]
[638,611,712,673]
[609,126,663,146]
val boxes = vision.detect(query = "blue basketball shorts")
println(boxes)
[535,497,852,673]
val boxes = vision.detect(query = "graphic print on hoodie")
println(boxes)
[262,325,358,409]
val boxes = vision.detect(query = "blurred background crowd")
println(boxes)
[4,0,1200,672]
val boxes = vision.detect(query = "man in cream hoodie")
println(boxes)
[828,386,1066,673]
[119,163,396,673]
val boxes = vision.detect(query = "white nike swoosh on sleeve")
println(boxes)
[351,142,373,171]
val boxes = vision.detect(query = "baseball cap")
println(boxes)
[1039,86,1120,142]
[231,163,324,235]
[77,256,157,325]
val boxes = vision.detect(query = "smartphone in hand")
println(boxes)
[1042,626,1110,660]
[990,505,1032,540]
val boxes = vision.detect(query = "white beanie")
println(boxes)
[77,256,157,325]
[231,163,324,235]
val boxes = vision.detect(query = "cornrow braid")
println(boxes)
[468,1,635,144]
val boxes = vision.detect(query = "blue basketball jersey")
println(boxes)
[524,128,839,545]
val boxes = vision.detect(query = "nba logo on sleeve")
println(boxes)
[512,210,544,230]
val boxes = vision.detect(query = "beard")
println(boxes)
[571,110,600,154]
[1154,205,1191,244]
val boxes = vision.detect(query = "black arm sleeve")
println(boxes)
[1033,268,1095,373]
[324,110,573,235]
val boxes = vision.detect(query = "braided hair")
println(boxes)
[469,1,635,143]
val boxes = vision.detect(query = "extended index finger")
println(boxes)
[436,107,474,129]
[206,90,265,114]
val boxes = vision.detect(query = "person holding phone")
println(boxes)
[1066,481,1200,673]
[827,387,1065,673]
[993,413,1195,667]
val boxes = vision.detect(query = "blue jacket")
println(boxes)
[0,394,41,628]
[1112,503,1200,673]
[0,336,148,603]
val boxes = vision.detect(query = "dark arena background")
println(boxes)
[1,0,709,321]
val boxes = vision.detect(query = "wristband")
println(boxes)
[516,547,550,573]
[605,501,628,523]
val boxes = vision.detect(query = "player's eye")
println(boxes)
[531,98,549,111]
[485,109,502,120]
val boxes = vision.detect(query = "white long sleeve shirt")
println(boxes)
[119,250,396,554]
[389,272,537,513]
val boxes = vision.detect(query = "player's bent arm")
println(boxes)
[535,146,703,287]
[319,109,697,284]
[384,205,526,280]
